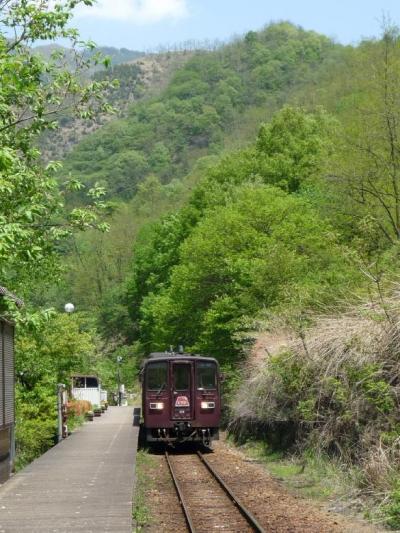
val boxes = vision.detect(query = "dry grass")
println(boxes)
[67,399,92,416]
[229,292,400,502]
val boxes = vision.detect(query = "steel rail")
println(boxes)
[197,451,266,533]
[165,451,196,533]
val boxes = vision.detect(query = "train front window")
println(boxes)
[147,362,167,391]
[197,362,217,390]
[173,364,190,391]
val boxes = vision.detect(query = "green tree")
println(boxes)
[15,312,97,468]
[126,106,340,355]
[320,24,400,249]
[138,186,357,360]
[0,0,114,295]
[189,106,334,217]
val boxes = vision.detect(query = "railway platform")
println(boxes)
[0,406,138,532]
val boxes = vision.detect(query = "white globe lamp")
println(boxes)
[64,303,75,314]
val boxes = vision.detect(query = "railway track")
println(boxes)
[165,450,266,533]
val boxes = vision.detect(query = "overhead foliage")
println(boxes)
[0,0,122,468]
[15,312,96,468]
[0,0,115,294]
[332,25,400,245]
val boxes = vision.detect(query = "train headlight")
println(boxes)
[201,401,215,409]
[149,402,164,410]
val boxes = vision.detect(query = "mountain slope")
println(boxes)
[41,52,191,162]
[34,43,144,67]
[60,22,342,200]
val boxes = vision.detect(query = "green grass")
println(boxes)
[234,439,359,502]
[231,438,400,529]
[68,414,85,433]
[133,449,157,531]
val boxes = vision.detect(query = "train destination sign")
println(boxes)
[175,396,190,407]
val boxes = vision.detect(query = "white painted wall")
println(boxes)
[72,387,101,407]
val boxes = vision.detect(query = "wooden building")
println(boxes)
[0,287,22,482]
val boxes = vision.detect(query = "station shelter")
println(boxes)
[0,287,22,482]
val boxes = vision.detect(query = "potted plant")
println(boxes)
[85,410,94,421]
[93,405,102,417]
[100,403,106,413]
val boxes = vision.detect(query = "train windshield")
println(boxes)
[196,362,217,390]
[147,362,167,391]
[173,364,190,391]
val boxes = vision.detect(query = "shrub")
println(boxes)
[67,400,92,416]
[230,296,400,488]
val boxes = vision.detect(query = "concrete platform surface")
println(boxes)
[0,406,138,532]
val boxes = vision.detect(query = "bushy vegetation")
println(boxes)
[229,295,400,525]
[14,313,97,468]
[14,310,138,468]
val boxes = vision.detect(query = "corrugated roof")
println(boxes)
[0,287,24,307]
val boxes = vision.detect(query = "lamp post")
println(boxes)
[57,383,66,443]
[58,303,74,442]
[116,356,122,406]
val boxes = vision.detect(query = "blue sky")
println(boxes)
[72,0,400,50]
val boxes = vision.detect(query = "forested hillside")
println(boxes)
[40,51,191,161]
[60,22,346,312]
[61,23,337,200]
[4,4,400,525]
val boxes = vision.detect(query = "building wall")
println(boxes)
[72,388,101,407]
[0,321,15,482]
[0,428,11,483]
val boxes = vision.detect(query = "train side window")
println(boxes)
[147,362,167,391]
[196,362,217,390]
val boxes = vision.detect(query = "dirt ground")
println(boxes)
[137,438,380,532]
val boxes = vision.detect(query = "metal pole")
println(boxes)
[116,356,122,406]
[10,424,15,474]
[117,366,121,406]
[57,384,63,443]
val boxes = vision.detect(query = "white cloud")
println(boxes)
[76,0,189,23]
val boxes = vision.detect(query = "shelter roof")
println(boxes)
[71,374,99,379]
[0,286,24,307]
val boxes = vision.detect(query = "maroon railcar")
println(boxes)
[141,352,222,445]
